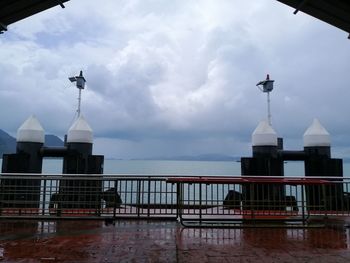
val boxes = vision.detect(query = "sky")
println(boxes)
[0,0,350,159]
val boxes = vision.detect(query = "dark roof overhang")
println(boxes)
[277,0,350,38]
[0,0,70,34]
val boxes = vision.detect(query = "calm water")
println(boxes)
[40,159,350,177]
[1,158,350,177]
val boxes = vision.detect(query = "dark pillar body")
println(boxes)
[240,143,286,210]
[241,153,285,210]
[58,142,104,210]
[304,146,344,211]
[1,142,43,210]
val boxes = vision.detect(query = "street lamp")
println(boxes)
[69,70,86,117]
[256,74,274,125]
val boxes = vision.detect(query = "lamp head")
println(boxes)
[69,70,86,89]
[256,74,274,92]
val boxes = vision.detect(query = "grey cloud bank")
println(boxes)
[0,0,349,159]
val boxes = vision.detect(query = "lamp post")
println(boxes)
[69,70,86,117]
[256,74,274,126]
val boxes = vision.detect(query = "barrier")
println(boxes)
[1,174,349,227]
[167,176,350,227]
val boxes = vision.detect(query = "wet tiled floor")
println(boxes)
[0,219,350,262]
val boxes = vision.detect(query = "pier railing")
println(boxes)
[0,174,178,220]
[167,176,350,227]
[0,174,349,227]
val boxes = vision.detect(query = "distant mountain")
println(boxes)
[137,154,239,161]
[0,130,64,157]
[0,129,16,154]
[45,135,64,147]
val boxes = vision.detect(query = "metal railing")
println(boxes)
[0,173,349,227]
[168,176,350,227]
[0,174,178,219]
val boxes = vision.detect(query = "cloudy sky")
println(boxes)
[0,0,349,159]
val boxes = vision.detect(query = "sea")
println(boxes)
[0,158,346,177]
[1,158,350,177]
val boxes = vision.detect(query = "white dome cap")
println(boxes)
[252,120,278,146]
[303,118,330,147]
[67,115,93,143]
[17,115,45,143]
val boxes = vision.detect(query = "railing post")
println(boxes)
[322,185,328,220]
[42,177,47,216]
[199,183,202,223]
[250,183,255,221]
[113,180,118,218]
[147,177,151,218]
[176,183,184,220]
[57,178,62,217]
[175,183,179,219]
[301,185,306,225]
[137,180,141,218]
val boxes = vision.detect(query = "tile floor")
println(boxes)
[0,219,349,262]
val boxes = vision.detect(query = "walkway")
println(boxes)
[0,220,350,262]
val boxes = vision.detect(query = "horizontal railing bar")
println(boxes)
[166,177,340,185]
[1,173,350,181]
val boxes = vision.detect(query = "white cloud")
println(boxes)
[0,0,349,158]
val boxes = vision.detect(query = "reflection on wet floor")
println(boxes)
[178,227,350,249]
[0,220,350,262]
